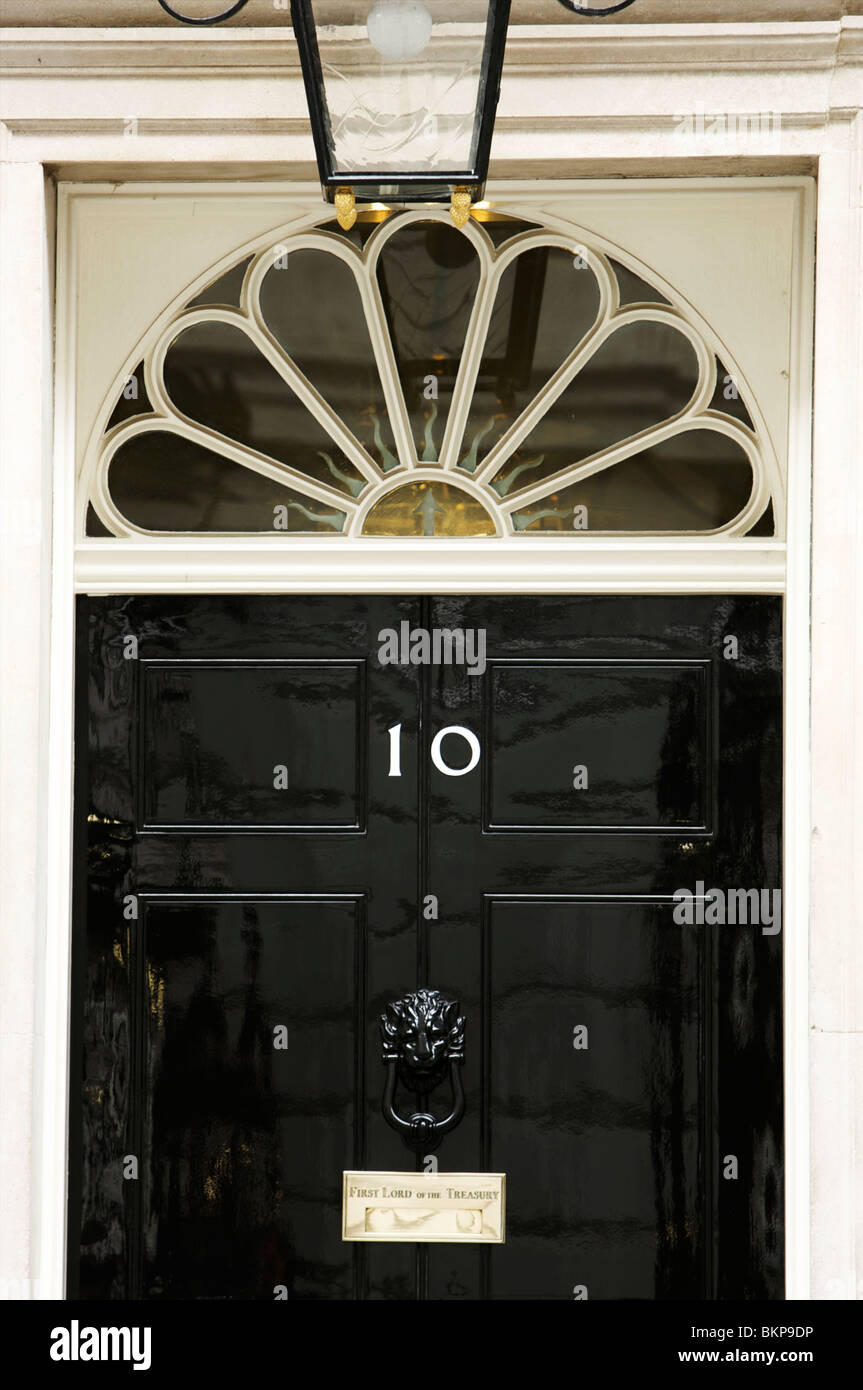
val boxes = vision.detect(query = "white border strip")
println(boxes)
[36,180,75,1302]
[74,538,785,596]
[782,178,815,1302]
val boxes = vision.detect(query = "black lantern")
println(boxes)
[155,0,636,222]
[289,1,511,219]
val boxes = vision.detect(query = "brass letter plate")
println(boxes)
[342,1172,505,1244]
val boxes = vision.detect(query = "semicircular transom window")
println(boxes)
[85,210,778,540]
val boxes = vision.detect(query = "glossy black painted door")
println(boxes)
[420,596,782,1300]
[69,594,782,1300]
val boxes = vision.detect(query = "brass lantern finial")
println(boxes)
[334,188,357,231]
[450,187,472,230]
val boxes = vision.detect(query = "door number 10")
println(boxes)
[387,724,481,778]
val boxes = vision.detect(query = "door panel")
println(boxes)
[140,661,365,830]
[141,895,363,1301]
[70,593,782,1300]
[483,899,702,1302]
[486,661,709,831]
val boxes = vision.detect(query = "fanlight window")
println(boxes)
[84,210,778,539]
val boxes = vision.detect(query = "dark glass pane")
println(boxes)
[494,319,699,497]
[477,216,542,248]
[163,321,367,499]
[748,500,775,537]
[510,430,753,532]
[108,432,347,533]
[187,256,252,310]
[709,357,755,429]
[85,503,113,537]
[259,249,398,472]
[609,257,671,308]
[376,221,480,461]
[105,361,152,431]
[319,215,392,249]
[459,246,600,472]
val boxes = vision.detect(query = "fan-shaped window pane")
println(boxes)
[259,249,398,471]
[476,216,542,247]
[610,258,671,308]
[492,320,700,497]
[320,214,393,248]
[376,220,480,462]
[187,257,252,310]
[748,500,775,537]
[460,246,601,472]
[163,321,368,498]
[87,214,775,540]
[85,503,113,537]
[708,356,755,429]
[106,362,152,431]
[107,432,347,534]
[510,430,753,532]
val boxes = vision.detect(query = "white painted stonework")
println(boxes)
[0,11,861,1301]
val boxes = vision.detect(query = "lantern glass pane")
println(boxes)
[307,0,498,184]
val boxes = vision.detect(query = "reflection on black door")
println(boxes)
[70,595,782,1300]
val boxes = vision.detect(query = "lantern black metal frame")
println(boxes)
[155,0,639,202]
[290,0,512,206]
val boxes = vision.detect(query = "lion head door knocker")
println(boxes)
[380,989,466,1154]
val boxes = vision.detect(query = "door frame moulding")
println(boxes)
[0,6,852,1309]
[45,173,817,1301]
[2,20,861,176]
[74,538,787,596]
[43,174,815,1305]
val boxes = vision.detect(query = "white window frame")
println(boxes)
[80,203,778,543]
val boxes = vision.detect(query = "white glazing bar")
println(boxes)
[781,171,816,1305]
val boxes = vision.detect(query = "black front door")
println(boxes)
[70,594,782,1300]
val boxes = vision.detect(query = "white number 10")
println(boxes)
[387,723,402,778]
[387,723,481,778]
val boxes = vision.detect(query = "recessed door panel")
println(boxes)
[483,897,702,1301]
[486,661,709,831]
[140,661,364,830]
[140,896,363,1300]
